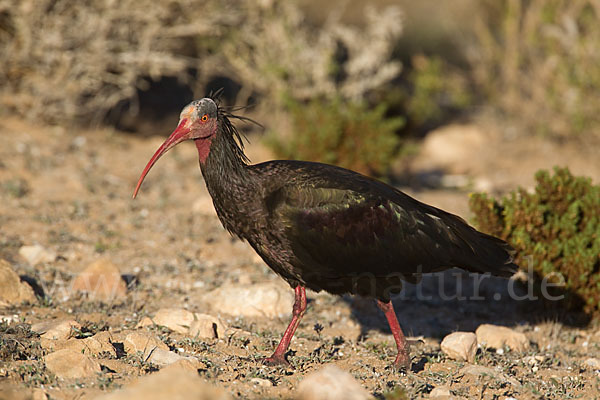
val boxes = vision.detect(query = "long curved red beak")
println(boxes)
[132,119,190,199]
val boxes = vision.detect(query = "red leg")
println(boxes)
[263,286,307,366]
[376,299,411,370]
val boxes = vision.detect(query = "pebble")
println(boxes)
[250,377,273,388]
[146,348,196,367]
[440,332,477,362]
[71,258,127,301]
[0,314,19,324]
[205,282,294,318]
[475,324,530,352]
[18,244,56,265]
[296,365,374,400]
[93,368,231,400]
[136,316,154,328]
[163,359,204,373]
[585,358,600,370]
[429,386,454,399]
[0,259,36,305]
[44,348,101,379]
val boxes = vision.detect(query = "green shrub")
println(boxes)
[469,0,600,140]
[267,97,405,176]
[403,55,472,129]
[469,167,600,315]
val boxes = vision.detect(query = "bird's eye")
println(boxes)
[201,114,208,122]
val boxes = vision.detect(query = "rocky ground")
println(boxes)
[1,117,600,399]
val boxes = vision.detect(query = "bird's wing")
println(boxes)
[253,161,515,299]
[265,177,467,282]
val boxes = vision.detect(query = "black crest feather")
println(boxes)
[207,89,263,166]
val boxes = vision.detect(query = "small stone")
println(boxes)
[18,245,56,265]
[296,365,374,400]
[205,282,294,318]
[188,313,227,339]
[152,308,195,334]
[93,368,231,400]
[441,332,477,362]
[0,259,36,305]
[163,358,203,373]
[72,259,127,301]
[32,388,48,400]
[136,316,154,328]
[585,358,600,370]
[44,348,101,379]
[429,386,453,399]
[123,331,168,357]
[250,377,273,387]
[146,348,195,367]
[475,324,530,352]
[32,319,81,341]
[0,314,18,324]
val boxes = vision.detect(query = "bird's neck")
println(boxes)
[196,129,249,182]
[195,129,257,232]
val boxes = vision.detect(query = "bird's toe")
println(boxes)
[392,352,411,373]
[262,354,291,368]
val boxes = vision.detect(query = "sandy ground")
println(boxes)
[1,116,599,399]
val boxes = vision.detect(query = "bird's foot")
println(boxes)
[392,350,411,372]
[262,354,291,367]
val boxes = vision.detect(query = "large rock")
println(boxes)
[205,282,294,318]
[296,365,374,400]
[72,259,127,301]
[19,244,56,265]
[0,259,36,305]
[475,324,530,352]
[188,313,227,339]
[61,331,116,357]
[44,348,102,379]
[94,366,231,400]
[441,332,477,362]
[32,319,81,341]
[152,308,195,334]
[123,331,169,358]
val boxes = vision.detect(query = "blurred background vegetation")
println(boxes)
[3,0,599,157]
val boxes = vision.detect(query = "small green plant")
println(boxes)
[403,54,472,129]
[268,97,405,176]
[469,167,600,315]
[1,178,29,198]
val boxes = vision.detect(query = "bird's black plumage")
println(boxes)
[134,96,518,368]
[201,105,517,302]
